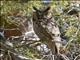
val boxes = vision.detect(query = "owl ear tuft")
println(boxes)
[33,6,39,12]
[44,6,50,12]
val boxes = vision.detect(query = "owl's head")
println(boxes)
[33,6,50,19]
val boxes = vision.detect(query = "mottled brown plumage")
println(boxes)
[32,6,62,54]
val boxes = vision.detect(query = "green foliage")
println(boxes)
[1,0,80,59]
[65,26,77,37]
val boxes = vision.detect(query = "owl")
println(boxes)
[32,6,62,54]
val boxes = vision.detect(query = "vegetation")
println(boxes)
[0,1,80,60]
